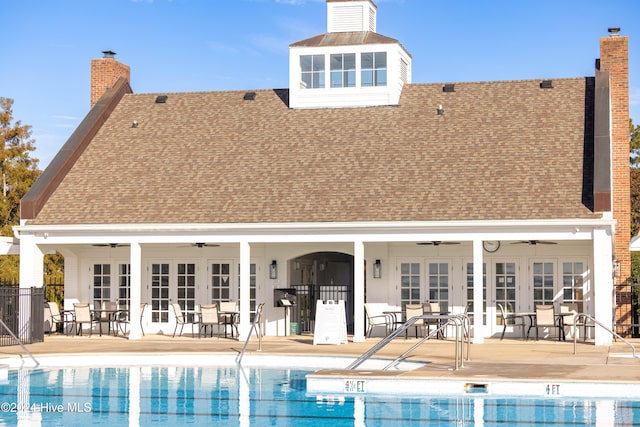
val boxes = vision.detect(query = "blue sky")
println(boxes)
[2,0,639,169]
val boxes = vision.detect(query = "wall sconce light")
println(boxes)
[437,105,444,115]
[373,259,381,279]
[270,260,278,279]
[294,260,300,270]
[614,259,621,279]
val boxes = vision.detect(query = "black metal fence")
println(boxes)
[616,283,640,338]
[0,287,45,346]
[290,284,353,334]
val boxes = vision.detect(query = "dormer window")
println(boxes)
[330,54,356,88]
[300,55,325,89]
[361,52,387,87]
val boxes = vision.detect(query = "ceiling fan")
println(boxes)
[183,243,220,248]
[512,240,557,245]
[417,241,461,246]
[92,243,129,248]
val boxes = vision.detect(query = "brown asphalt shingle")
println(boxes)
[31,78,597,225]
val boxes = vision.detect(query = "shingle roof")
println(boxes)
[290,31,403,49]
[29,78,597,225]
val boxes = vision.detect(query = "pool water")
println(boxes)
[0,366,639,426]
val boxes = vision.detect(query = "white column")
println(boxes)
[353,240,365,342]
[473,239,485,344]
[593,228,614,345]
[128,242,143,340]
[238,240,251,341]
[18,233,43,289]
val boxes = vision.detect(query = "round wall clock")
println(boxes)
[483,241,500,253]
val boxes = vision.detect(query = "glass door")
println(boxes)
[494,261,519,336]
[150,263,170,324]
[177,263,197,320]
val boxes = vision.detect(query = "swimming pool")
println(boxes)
[0,365,639,427]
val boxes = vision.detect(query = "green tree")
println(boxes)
[0,98,41,282]
[0,98,68,286]
[631,119,640,167]
[0,98,40,236]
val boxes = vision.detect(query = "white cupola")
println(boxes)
[327,0,377,33]
[288,0,412,109]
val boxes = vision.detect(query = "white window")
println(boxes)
[177,263,197,314]
[400,262,421,308]
[151,263,170,323]
[330,53,356,88]
[211,262,231,302]
[562,261,585,311]
[93,263,111,305]
[361,52,386,87]
[300,55,325,89]
[532,261,555,306]
[118,264,130,311]
[428,262,449,312]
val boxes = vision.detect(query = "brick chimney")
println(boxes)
[599,28,631,331]
[90,50,130,108]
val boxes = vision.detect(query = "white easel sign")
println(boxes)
[313,300,348,345]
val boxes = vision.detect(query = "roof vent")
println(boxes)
[539,80,553,89]
[243,92,256,101]
[443,83,455,93]
[155,95,168,104]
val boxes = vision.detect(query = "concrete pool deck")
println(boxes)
[1,333,639,385]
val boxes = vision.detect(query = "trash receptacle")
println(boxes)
[290,322,300,335]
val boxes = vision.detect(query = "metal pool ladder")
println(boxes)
[236,303,265,365]
[346,313,470,371]
[0,319,39,367]
[573,313,637,357]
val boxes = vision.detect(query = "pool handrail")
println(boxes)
[347,313,470,371]
[0,318,39,367]
[236,302,265,365]
[573,313,637,358]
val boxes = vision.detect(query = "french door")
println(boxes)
[398,259,451,312]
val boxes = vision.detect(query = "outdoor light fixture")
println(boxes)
[437,104,444,115]
[270,260,278,279]
[373,259,381,279]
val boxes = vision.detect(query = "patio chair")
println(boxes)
[364,303,392,337]
[404,304,425,338]
[118,303,147,336]
[97,301,118,336]
[45,301,63,334]
[498,303,525,340]
[560,303,579,339]
[73,303,99,336]
[533,304,563,341]
[171,303,197,337]
[198,304,221,339]
[423,302,443,337]
[219,301,239,337]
